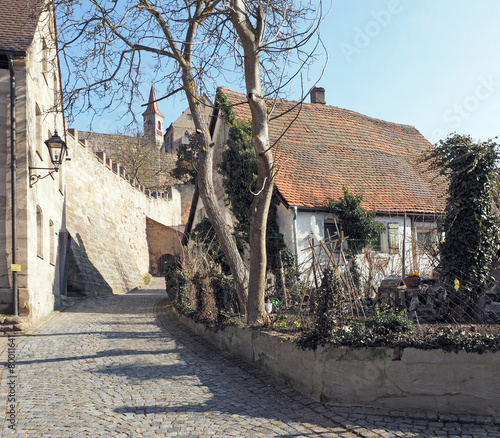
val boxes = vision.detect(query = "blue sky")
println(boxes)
[71,0,500,144]
[313,0,500,143]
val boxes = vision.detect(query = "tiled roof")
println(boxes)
[220,88,446,214]
[0,0,43,53]
[143,86,164,117]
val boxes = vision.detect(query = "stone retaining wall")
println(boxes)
[176,311,500,416]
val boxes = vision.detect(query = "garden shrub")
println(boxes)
[164,256,182,302]
[211,273,236,327]
[373,304,414,334]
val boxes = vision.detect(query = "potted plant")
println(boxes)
[404,272,421,289]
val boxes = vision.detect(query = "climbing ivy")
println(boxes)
[216,89,285,272]
[176,271,191,313]
[297,267,345,349]
[192,272,208,316]
[164,256,182,302]
[324,185,385,254]
[425,134,500,317]
[211,273,236,327]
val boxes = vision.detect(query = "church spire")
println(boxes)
[142,86,164,118]
[143,85,165,145]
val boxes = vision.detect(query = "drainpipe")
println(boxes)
[292,206,299,259]
[8,54,18,316]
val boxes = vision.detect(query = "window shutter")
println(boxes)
[388,223,399,254]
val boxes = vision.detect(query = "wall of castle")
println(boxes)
[175,182,196,227]
[64,130,182,296]
[1,7,185,324]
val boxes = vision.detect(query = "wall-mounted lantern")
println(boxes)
[29,130,68,187]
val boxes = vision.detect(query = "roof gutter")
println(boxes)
[287,203,443,217]
[0,49,26,58]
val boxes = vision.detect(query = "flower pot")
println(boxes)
[404,276,420,289]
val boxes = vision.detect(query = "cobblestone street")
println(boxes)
[1,279,499,437]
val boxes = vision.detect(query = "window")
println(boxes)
[37,206,43,259]
[35,104,43,159]
[324,221,340,243]
[157,121,161,130]
[42,39,49,75]
[182,130,190,145]
[369,223,384,252]
[416,227,438,254]
[53,72,58,97]
[0,54,8,69]
[49,220,55,265]
[187,114,192,121]
[324,221,342,253]
[388,223,399,254]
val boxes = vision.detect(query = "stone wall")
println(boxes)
[146,217,183,275]
[64,130,182,296]
[177,312,500,417]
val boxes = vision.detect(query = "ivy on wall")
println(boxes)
[324,185,385,254]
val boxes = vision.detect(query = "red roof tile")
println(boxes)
[220,88,446,214]
[0,0,43,53]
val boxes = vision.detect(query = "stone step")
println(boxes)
[0,315,28,334]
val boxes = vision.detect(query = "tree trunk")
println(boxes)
[230,0,274,325]
[182,70,249,314]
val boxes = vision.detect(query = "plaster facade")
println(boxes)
[278,205,439,280]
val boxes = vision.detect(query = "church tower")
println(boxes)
[143,86,165,146]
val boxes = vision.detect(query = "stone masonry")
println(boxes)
[64,130,182,297]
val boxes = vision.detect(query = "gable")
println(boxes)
[219,88,446,214]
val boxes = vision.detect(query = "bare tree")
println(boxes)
[56,0,327,324]
[110,132,178,191]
